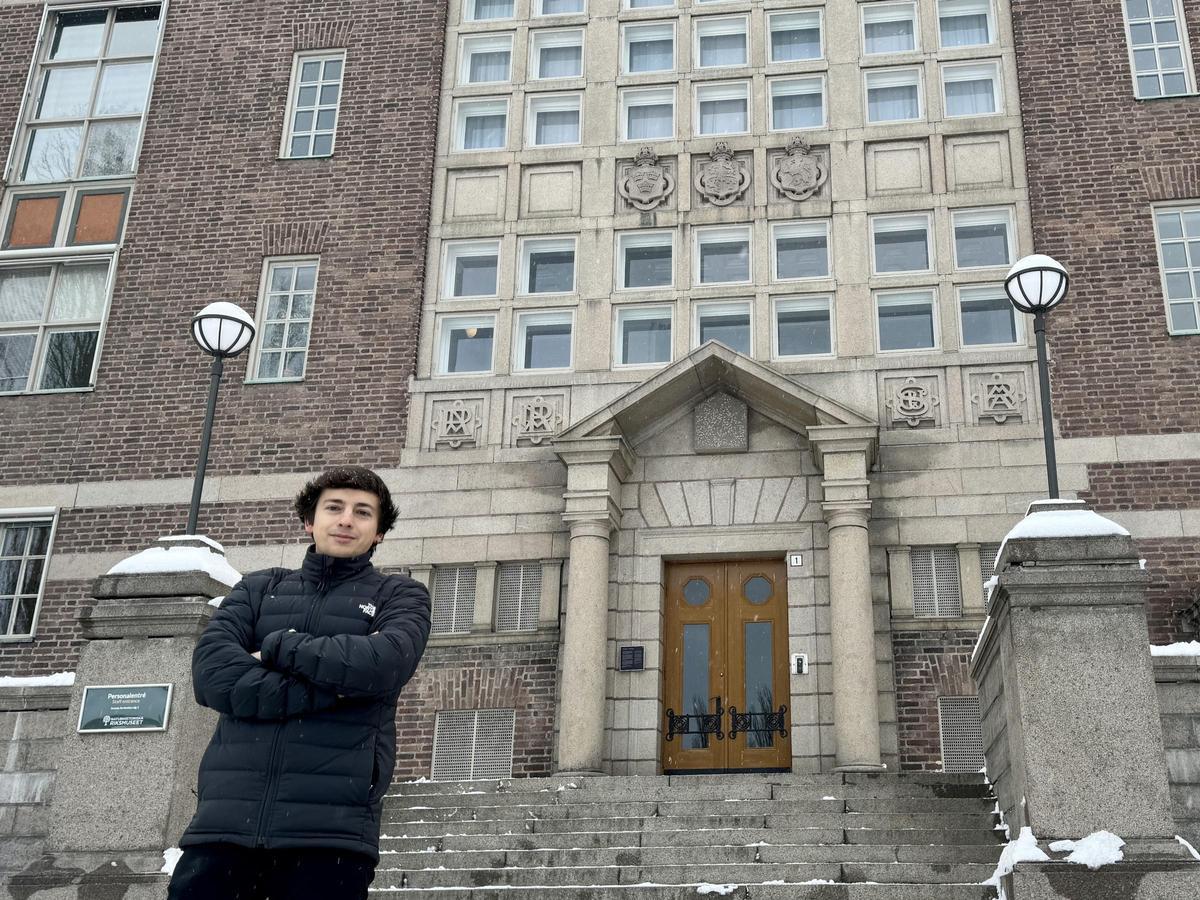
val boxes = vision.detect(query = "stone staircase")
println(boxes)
[373,772,1004,898]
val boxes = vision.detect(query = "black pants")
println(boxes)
[167,842,376,900]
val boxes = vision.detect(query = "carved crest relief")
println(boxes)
[770,136,829,202]
[886,376,941,428]
[694,142,750,206]
[970,372,1028,425]
[512,395,564,446]
[618,147,675,211]
[431,398,482,450]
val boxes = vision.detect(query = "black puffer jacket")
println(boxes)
[181,547,430,860]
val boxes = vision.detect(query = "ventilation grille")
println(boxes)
[938,695,985,774]
[431,566,476,634]
[911,547,962,618]
[495,562,542,632]
[431,709,516,781]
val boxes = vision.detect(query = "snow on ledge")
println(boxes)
[160,847,183,875]
[0,671,75,688]
[107,542,241,588]
[984,826,1050,889]
[1150,641,1200,657]
[1004,508,1129,542]
[1049,831,1125,870]
[159,534,225,552]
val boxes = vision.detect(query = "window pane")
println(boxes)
[624,244,672,287]
[1157,211,1184,238]
[699,98,747,133]
[539,46,582,77]
[283,351,306,377]
[875,227,928,272]
[7,197,63,249]
[38,329,99,389]
[700,33,747,67]
[447,326,494,372]
[622,317,671,364]
[1170,302,1199,331]
[263,323,285,349]
[82,120,140,176]
[0,269,51,323]
[523,322,572,368]
[542,0,584,12]
[956,221,1009,267]
[879,301,935,350]
[464,113,506,149]
[699,312,750,353]
[12,596,38,636]
[50,9,107,60]
[36,66,95,120]
[527,250,574,292]
[470,50,510,81]
[945,78,996,115]
[535,109,579,144]
[22,126,84,182]
[109,6,161,56]
[29,525,51,557]
[700,240,749,282]
[257,351,282,379]
[473,0,514,19]
[72,191,127,245]
[49,264,108,321]
[744,621,775,748]
[868,84,919,121]
[865,20,915,54]
[941,13,990,46]
[778,306,831,356]
[628,102,672,139]
[95,62,153,115]
[20,558,44,595]
[630,39,673,71]
[772,90,822,129]
[1,526,29,558]
[961,294,1016,345]
[0,560,17,595]
[455,256,498,296]
[776,234,828,279]
[266,293,288,318]
[0,334,36,392]
[772,26,821,61]
[682,623,711,750]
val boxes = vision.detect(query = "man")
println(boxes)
[168,466,431,899]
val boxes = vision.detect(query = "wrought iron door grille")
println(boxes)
[728,705,788,741]
[664,696,724,742]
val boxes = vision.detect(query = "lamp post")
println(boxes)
[186,302,256,534]
[1003,254,1070,499]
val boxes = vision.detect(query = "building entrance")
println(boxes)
[662,560,791,773]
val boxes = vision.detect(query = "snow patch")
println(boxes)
[1049,831,1125,869]
[160,847,183,875]
[208,596,225,608]
[1150,641,1200,657]
[984,826,1050,890]
[107,543,241,587]
[695,885,737,896]
[1005,508,1129,541]
[1176,835,1200,861]
[0,671,75,687]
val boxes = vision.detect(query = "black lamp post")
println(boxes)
[186,302,256,534]
[1003,254,1070,499]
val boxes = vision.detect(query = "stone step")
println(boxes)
[370,881,998,898]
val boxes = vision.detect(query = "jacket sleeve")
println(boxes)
[192,573,341,720]
[259,576,431,700]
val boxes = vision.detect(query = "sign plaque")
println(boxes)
[77,683,173,734]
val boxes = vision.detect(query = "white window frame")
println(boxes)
[870,212,933,275]
[452,97,509,152]
[864,66,924,123]
[772,295,834,360]
[694,80,751,136]
[875,288,939,353]
[694,15,749,69]
[614,303,674,368]
[0,509,58,641]
[768,75,826,132]
[248,256,320,383]
[619,86,675,141]
[281,51,345,159]
[626,0,674,9]
[513,308,575,372]
[525,92,582,147]
[621,21,675,74]
[951,207,1015,270]
[616,230,675,291]
[693,299,753,355]
[941,60,1002,118]
[860,1,920,56]
[1121,0,1196,98]
[770,220,831,282]
[528,28,585,80]
[1153,203,1200,335]
[958,284,1021,348]
[937,0,996,49]
[536,0,586,16]
[466,0,515,22]
[767,10,824,64]
[436,313,497,376]
[459,33,514,85]
[694,225,752,285]
[441,239,501,299]
[518,236,577,295]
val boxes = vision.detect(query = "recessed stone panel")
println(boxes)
[945,134,1012,190]
[505,390,568,447]
[694,392,748,453]
[426,394,487,450]
[866,140,930,196]
[520,164,581,217]
[444,168,506,222]
[964,367,1031,426]
[879,372,946,430]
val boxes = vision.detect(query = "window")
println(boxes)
[877,289,937,351]
[959,286,1017,347]
[615,305,673,366]
[467,0,514,21]
[622,22,674,74]
[283,52,344,158]
[0,259,111,393]
[695,301,752,355]
[520,237,576,294]
[252,259,318,381]
[442,240,500,299]
[938,697,985,773]
[529,29,584,79]
[952,208,1013,268]
[774,296,832,358]
[695,82,749,135]
[939,0,995,48]
[695,16,748,68]
[627,0,673,7]
[696,226,751,284]
[871,214,931,274]
[431,709,515,781]
[453,98,508,151]
[0,515,54,639]
[620,87,675,140]
[865,68,922,122]
[16,5,162,185]
[911,547,962,617]
[772,221,830,281]
[768,11,823,63]
[2,185,130,250]
[527,93,581,146]
[1155,206,1200,333]
[617,231,674,289]
[437,315,496,375]
[769,76,825,131]
[861,2,918,55]
[496,563,542,632]
[942,62,1000,117]
[537,0,584,14]
[460,34,513,84]
[1123,0,1193,97]
[514,310,573,371]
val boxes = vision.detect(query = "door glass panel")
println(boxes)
[744,575,772,604]
[744,621,774,748]
[683,577,710,606]
[682,623,711,750]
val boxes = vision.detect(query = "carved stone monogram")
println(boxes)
[887,377,940,428]
[512,395,564,445]
[770,136,829,202]
[618,147,675,211]
[431,399,482,450]
[694,142,750,206]
[971,372,1027,424]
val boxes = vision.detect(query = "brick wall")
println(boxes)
[1141,540,1200,645]
[0,581,90,679]
[393,640,560,780]
[892,630,979,771]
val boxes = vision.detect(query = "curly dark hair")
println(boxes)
[293,466,399,535]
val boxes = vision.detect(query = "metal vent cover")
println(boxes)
[939,695,985,774]
[911,547,962,618]
[431,709,516,781]
[495,562,541,632]
[431,566,476,634]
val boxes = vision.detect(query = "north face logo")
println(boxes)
[358,602,376,617]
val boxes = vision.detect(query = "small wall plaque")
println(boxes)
[619,646,645,672]
[78,683,172,733]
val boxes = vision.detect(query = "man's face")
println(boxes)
[305,488,384,558]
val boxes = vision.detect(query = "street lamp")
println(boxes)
[1003,254,1070,499]
[186,302,256,534]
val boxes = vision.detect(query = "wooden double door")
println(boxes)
[662,560,791,773]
